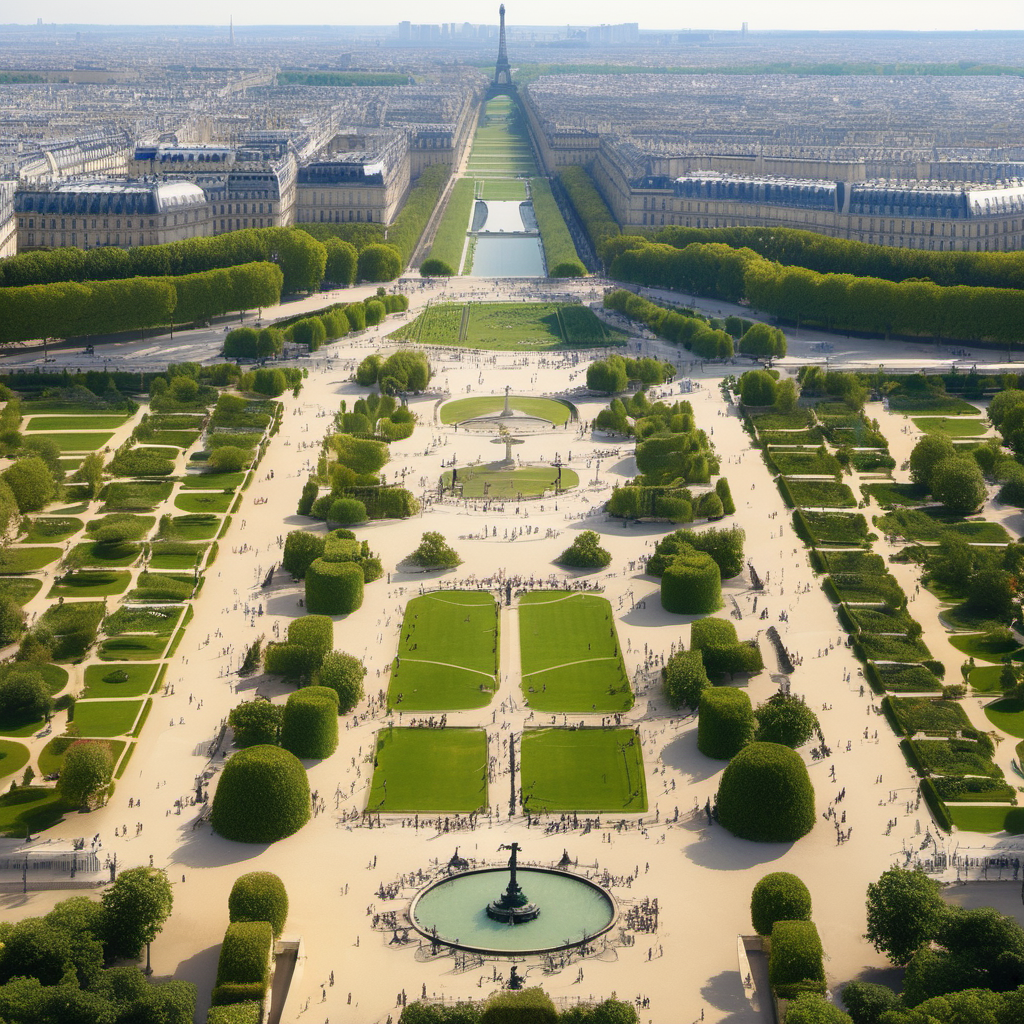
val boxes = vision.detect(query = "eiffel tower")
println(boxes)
[493,4,513,88]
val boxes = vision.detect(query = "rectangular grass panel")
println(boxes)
[784,479,857,508]
[366,727,487,813]
[102,481,173,511]
[0,788,67,837]
[0,578,42,606]
[83,663,161,698]
[21,517,84,543]
[518,592,633,712]
[521,728,647,813]
[912,417,989,437]
[25,415,128,431]
[36,432,115,452]
[387,590,499,711]
[0,547,62,572]
[72,700,144,738]
[48,570,132,599]
[165,514,220,540]
[947,806,1024,834]
[174,492,234,513]
[97,635,170,661]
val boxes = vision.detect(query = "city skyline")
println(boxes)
[11,0,1024,32]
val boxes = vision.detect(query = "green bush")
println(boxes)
[717,742,816,843]
[314,652,366,714]
[305,559,364,615]
[280,686,339,760]
[480,987,558,1024]
[210,745,310,843]
[697,686,754,759]
[715,477,736,515]
[262,644,308,679]
[647,527,745,579]
[109,449,176,477]
[750,872,812,936]
[768,919,826,999]
[228,700,282,748]
[207,1004,262,1024]
[286,616,334,672]
[663,649,710,710]
[327,498,367,525]
[660,550,721,614]
[754,693,820,748]
[211,920,272,1006]
[557,530,611,569]
[229,872,289,938]
[784,994,852,1023]
[690,617,763,676]
[405,531,461,569]
[282,531,325,579]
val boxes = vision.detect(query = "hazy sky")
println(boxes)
[16,0,1024,31]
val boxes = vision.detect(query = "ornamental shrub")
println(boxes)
[228,700,282,747]
[754,692,819,748]
[690,617,764,675]
[663,649,710,710]
[405,531,461,569]
[717,742,816,843]
[696,491,724,519]
[285,616,333,673]
[480,987,558,1024]
[207,1004,262,1024]
[305,559,364,615]
[314,652,366,713]
[784,994,851,1023]
[715,477,736,515]
[697,686,754,759]
[280,686,339,760]
[282,531,325,579]
[229,872,289,938]
[647,526,745,579]
[660,549,721,614]
[750,872,812,936]
[262,644,308,679]
[211,745,310,843]
[419,258,454,277]
[224,327,259,358]
[558,530,612,569]
[327,498,367,525]
[211,920,273,1006]
[768,919,826,999]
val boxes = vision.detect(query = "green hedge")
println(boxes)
[211,921,273,1007]
[750,872,812,937]
[717,742,815,843]
[207,1004,262,1024]
[919,777,954,833]
[690,617,764,676]
[280,687,339,760]
[286,616,333,673]
[697,687,754,760]
[305,559,364,615]
[211,745,310,843]
[660,551,721,614]
[229,872,289,938]
[387,164,451,266]
[768,919,826,1000]
[558,166,620,255]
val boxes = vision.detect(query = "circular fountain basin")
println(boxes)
[410,867,616,955]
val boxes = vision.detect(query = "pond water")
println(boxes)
[472,236,545,277]
[411,867,616,953]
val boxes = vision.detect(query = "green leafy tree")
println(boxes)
[865,867,945,965]
[739,369,778,406]
[739,322,787,358]
[323,237,358,286]
[56,741,114,809]
[663,649,710,710]
[0,595,26,648]
[586,356,628,393]
[909,434,957,488]
[0,668,48,723]
[930,456,987,514]
[356,355,382,386]
[557,530,611,568]
[783,995,852,1024]
[314,652,366,714]
[72,453,106,499]
[420,258,454,277]
[2,456,58,512]
[357,244,402,282]
[754,692,819,748]
[750,872,812,936]
[101,866,174,964]
[229,872,289,938]
[838,981,901,1024]
[406,531,461,569]
[229,700,283,748]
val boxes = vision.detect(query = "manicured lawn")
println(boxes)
[799,511,871,546]
[0,578,42,605]
[784,479,857,508]
[984,699,1024,738]
[948,806,1024,834]
[388,591,499,711]
[441,463,578,499]
[887,396,980,416]
[38,432,115,452]
[970,665,1005,693]
[21,517,84,543]
[164,514,220,540]
[37,736,124,777]
[518,592,633,712]
[97,635,169,661]
[147,430,201,448]
[147,543,208,569]
[26,415,128,431]
[179,472,246,490]
[86,514,155,539]
[83,663,160,698]
[0,741,30,781]
[480,179,528,200]
[521,728,647,813]
[949,633,1024,663]
[427,177,474,272]
[912,417,990,437]
[0,788,67,837]
[0,547,62,572]
[861,482,931,508]
[48,570,132,598]
[102,481,173,511]
[72,700,144,738]
[366,728,487,813]
[66,541,141,568]
[440,396,571,425]
[174,492,234,513]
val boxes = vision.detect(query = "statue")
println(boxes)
[486,842,540,923]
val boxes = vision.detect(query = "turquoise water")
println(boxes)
[412,868,614,952]
[471,236,545,277]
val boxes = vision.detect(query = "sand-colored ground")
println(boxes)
[1,276,1023,1024]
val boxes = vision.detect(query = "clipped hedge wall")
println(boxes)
[211,920,273,1008]
[697,687,754,760]
[305,558,363,615]
[280,686,339,760]
[211,744,310,843]
[768,919,826,1000]
[660,551,721,614]
[717,742,815,843]
[690,617,764,676]
[287,616,333,672]
[229,872,289,938]
[207,1004,262,1024]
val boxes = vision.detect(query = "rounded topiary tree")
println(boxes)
[750,872,812,936]
[660,551,721,614]
[697,686,754,760]
[280,686,339,760]
[314,652,366,714]
[305,558,364,615]
[211,745,310,843]
[717,742,816,843]
[229,871,289,937]
[328,498,367,526]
